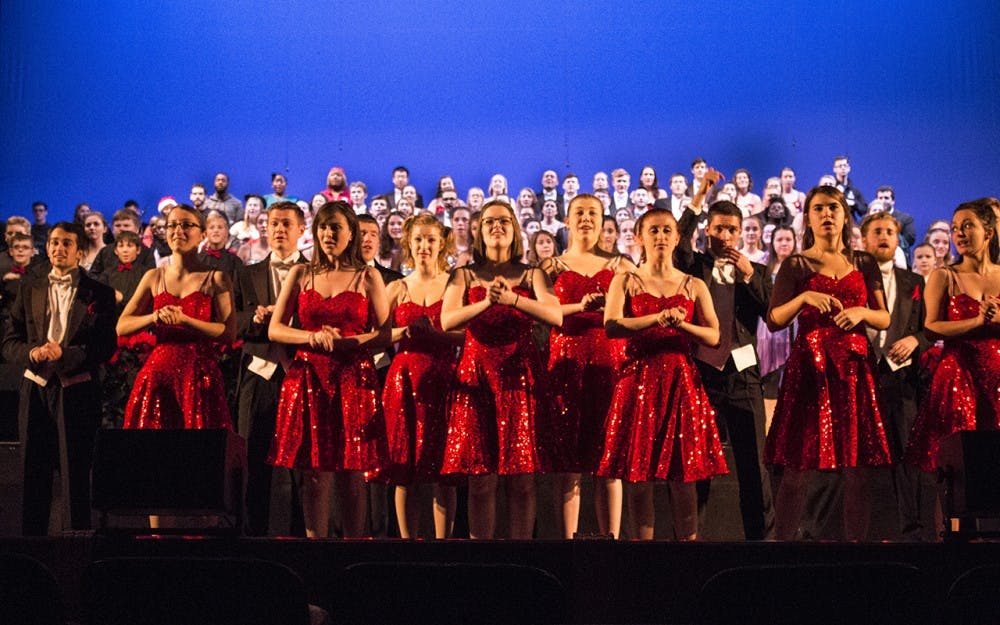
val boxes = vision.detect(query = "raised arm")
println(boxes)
[923,268,991,339]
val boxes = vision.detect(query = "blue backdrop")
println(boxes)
[2,0,999,238]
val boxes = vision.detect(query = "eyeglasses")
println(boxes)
[482,217,513,229]
[166,221,202,231]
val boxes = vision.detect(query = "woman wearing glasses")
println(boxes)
[441,200,563,539]
[117,204,236,430]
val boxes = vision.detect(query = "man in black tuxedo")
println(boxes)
[535,169,564,217]
[233,201,307,535]
[2,222,116,535]
[861,212,935,540]
[677,191,774,540]
[385,166,424,210]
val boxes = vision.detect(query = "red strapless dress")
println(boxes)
[548,269,624,473]
[765,270,891,470]
[268,290,386,472]
[905,293,1000,471]
[596,293,727,482]
[442,286,557,475]
[123,290,230,429]
[381,300,458,483]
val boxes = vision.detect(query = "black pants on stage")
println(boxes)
[696,361,774,540]
[21,379,101,536]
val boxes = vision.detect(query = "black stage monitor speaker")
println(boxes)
[936,430,1000,518]
[92,429,246,518]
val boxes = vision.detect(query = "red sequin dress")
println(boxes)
[381,299,457,483]
[123,270,230,429]
[597,289,728,483]
[765,260,891,470]
[442,283,557,475]
[268,288,385,472]
[548,264,625,473]
[906,292,1000,472]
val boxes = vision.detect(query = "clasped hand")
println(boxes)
[405,315,434,337]
[657,306,687,328]
[487,277,516,306]
[253,304,275,325]
[580,291,605,312]
[30,341,63,363]
[154,304,186,325]
[979,296,1000,324]
[308,325,342,351]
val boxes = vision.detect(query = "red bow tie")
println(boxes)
[204,249,222,259]
[10,265,26,275]
[117,263,133,272]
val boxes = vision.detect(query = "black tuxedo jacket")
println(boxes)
[676,208,770,354]
[233,252,307,361]
[1,271,117,382]
[872,267,930,380]
[385,190,425,210]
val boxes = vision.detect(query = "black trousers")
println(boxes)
[237,367,302,536]
[21,378,101,535]
[696,361,774,540]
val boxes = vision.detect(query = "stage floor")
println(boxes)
[4,533,999,624]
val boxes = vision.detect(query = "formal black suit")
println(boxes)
[1,270,116,534]
[677,208,774,540]
[233,252,306,535]
[385,190,425,210]
[534,189,565,219]
[872,267,933,539]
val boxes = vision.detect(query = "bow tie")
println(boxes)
[117,262,133,272]
[879,263,894,279]
[712,259,736,285]
[10,265,26,275]
[49,273,73,286]
[271,258,297,269]
[204,249,222,259]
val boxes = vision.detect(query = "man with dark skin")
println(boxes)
[204,172,243,225]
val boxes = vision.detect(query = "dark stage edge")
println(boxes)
[3,534,999,624]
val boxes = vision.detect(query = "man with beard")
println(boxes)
[320,167,350,203]
[204,172,243,226]
[190,183,208,215]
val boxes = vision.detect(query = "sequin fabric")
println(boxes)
[123,290,231,429]
[765,270,890,470]
[596,293,727,482]
[906,293,1000,471]
[268,289,386,472]
[442,286,557,475]
[548,269,624,473]
[381,300,458,483]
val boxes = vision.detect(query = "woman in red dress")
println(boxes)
[598,208,725,540]
[267,201,390,538]
[441,200,562,539]
[540,194,633,538]
[765,186,891,541]
[117,204,235,430]
[906,201,1000,491]
[382,214,463,538]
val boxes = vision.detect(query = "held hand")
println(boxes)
[407,316,433,336]
[252,305,271,325]
[980,296,1000,324]
[155,305,185,325]
[833,306,868,331]
[489,278,517,306]
[722,247,754,280]
[802,291,844,314]
[702,168,724,188]
[888,335,919,364]
[580,292,605,312]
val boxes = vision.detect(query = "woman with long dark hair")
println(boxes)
[267,201,390,537]
[765,186,891,541]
